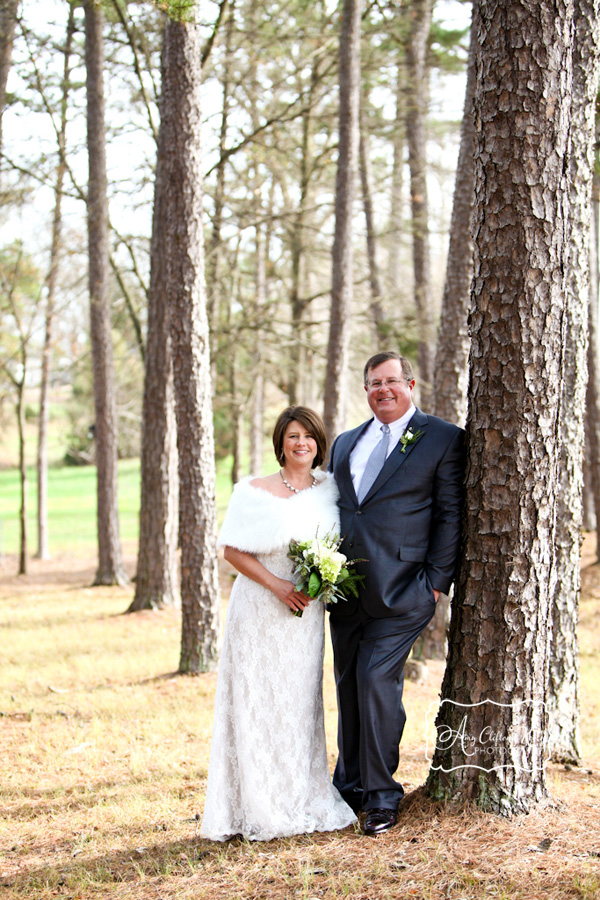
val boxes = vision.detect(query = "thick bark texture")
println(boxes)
[163,15,220,674]
[84,0,127,586]
[427,0,574,813]
[405,0,434,408]
[322,0,362,447]
[547,0,600,765]
[129,26,179,613]
[433,9,476,427]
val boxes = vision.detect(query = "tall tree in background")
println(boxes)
[84,0,127,586]
[248,7,266,476]
[359,86,387,343]
[427,0,575,812]
[249,222,266,476]
[129,20,179,613]
[584,103,600,558]
[433,10,476,428]
[415,9,476,662]
[0,0,18,162]
[323,0,363,444]
[0,247,40,576]
[405,0,434,408]
[206,0,233,346]
[386,29,407,319]
[37,3,75,560]
[288,34,327,406]
[162,6,220,674]
[548,0,600,764]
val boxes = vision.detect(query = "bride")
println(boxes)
[200,406,356,841]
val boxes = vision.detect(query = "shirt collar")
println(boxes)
[373,403,416,437]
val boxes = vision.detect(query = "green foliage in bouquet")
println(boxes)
[287,533,366,610]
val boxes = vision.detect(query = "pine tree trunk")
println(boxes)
[162,13,220,674]
[0,0,18,160]
[37,4,75,561]
[416,9,476,662]
[426,0,575,813]
[386,47,406,316]
[433,8,476,427]
[405,0,434,409]
[129,24,179,613]
[323,0,362,446]
[84,0,127,587]
[547,0,600,765]
[249,216,266,477]
[17,377,27,576]
[246,12,267,475]
[585,123,600,560]
[206,0,234,345]
[359,89,386,343]
[288,56,319,406]
[230,355,244,486]
[250,372,264,476]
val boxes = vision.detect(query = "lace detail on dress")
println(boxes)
[201,482,356,841]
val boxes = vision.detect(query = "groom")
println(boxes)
[328,351,465,835]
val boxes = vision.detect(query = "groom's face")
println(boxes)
[365,359,415,424]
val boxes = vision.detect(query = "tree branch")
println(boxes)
[110,0,159,141]
[201,0,230,69]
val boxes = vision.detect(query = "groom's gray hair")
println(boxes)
[364,352,413,385]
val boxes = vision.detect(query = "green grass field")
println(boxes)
[0,460,235,558]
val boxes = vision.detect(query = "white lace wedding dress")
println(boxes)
[200,473,356,842]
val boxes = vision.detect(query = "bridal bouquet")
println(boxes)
[288,533,365,617]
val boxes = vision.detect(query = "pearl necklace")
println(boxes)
[280,470,318,494]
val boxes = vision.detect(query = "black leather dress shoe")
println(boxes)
[363,807,398,835]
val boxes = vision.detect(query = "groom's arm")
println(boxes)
[327,436,338,474]
[425,426,466,595]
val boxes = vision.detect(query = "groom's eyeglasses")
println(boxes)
[366,378,406,391]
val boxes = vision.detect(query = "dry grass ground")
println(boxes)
[1,539,599,900]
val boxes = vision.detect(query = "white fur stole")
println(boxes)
[218,473,340,553]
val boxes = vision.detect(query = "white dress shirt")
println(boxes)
[350,404,416,493]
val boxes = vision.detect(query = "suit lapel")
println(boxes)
[361,409,429,503]
[336,420,372,503]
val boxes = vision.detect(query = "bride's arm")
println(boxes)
[223,546,311,614]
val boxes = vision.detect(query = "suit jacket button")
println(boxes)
[356,510,363,516]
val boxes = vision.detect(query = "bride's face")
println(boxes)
[283,420,318,467]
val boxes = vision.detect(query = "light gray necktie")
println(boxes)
[357,424,391,503]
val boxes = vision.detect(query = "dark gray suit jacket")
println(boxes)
[329,408,465,619]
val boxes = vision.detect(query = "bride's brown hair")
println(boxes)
[272,406,327,468]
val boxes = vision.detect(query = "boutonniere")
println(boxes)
[399,427,423,453]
